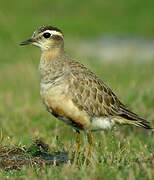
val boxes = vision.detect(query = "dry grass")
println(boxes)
[0,53,154,179]
[0,1,154,177]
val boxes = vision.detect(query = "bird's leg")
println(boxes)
[73,130,81,165]
[83,132,93,167]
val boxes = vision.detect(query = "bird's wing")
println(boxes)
[68,61,122,117]
[68,61,152,129]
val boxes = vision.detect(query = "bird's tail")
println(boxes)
[115,105,152,130]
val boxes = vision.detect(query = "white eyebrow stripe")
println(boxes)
[44,30,63,37]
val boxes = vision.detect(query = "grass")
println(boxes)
[0,0,154,179]
[0,53,154,179]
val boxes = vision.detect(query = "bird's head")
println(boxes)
[20,26,64,51]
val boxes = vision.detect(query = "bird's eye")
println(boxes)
[43,32,51,38]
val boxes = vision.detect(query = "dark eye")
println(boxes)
[43,32,51,38]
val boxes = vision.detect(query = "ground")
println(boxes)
[0,57,154,179]
[0,0,154,179]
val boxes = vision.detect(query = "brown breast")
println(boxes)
[41,83,91,130]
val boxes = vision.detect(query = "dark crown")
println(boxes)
[37,26,63,35]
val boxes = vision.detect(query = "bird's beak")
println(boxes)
[20,38,35,46]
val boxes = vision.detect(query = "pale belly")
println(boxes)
[90,117,115,131]
[40,82,116,131]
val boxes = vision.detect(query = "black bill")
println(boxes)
[20,38,34,46]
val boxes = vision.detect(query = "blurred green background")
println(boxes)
[0,0,154,179]
[1,0,154,39]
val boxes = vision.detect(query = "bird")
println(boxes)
[20,25,152,166]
